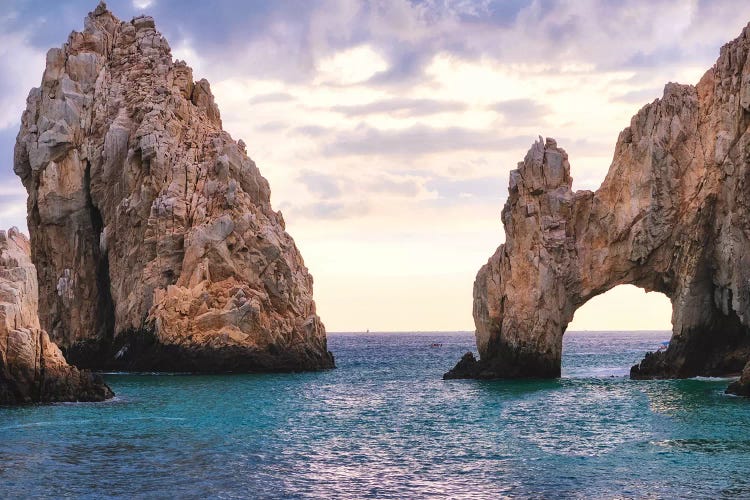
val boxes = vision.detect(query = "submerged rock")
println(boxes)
[443,352,481,379]
[14,2,333,372]
[447,23,750,393]
[0,228,112,403]
[726,362,750,397]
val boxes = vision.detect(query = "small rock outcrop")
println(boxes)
[446,23,750,394]
[0,228,112,404]
[14,2,333,372]
[726,361,750,396]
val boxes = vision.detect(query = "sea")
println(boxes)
[2,330,749,499]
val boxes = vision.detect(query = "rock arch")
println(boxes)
[446,24,750,390]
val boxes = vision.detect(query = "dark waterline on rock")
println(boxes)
[2,331,749,498]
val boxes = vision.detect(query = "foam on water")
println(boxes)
[1,330,749,498]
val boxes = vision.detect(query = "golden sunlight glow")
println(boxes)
[315,45,389,85]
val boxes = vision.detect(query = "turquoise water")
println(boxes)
[2,331,750,499]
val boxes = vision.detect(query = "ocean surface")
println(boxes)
[2,331,750,499]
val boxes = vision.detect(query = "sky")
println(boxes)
[1,0,749,332]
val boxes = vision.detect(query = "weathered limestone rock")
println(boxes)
[0,228,112,403]
[14,2,333,372]
[446,24,750,394]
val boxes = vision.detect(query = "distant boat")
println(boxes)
[657,341,669,351]
[430,343,443,348]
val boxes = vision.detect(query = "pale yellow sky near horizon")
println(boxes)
[3,0,749,334]
[208,54,694,333]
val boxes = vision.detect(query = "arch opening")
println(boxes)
[562,285,672,378]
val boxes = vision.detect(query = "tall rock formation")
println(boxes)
[0,227,112,403]
[14,2,333,372]
[446,23,750,395]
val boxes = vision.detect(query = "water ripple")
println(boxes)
[0,331,748,499]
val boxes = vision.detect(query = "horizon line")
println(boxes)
[327,329,672,334]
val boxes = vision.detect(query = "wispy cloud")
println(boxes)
[133,0,155,9]
[610,87,663,105]
[283,199,371,221]
[492,99,550,126]
[0,34,44,130]
[248,92,296,105]
[330,98,467,117]
[299,169,342,198]
[323,125,530,157]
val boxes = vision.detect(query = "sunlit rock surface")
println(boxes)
[0,228,112,403]
[14,2,333,372]
[446,24,750,395]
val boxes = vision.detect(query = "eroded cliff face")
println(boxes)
[14,2,333,372]
[0,228,112,403]
[446,24,750,393]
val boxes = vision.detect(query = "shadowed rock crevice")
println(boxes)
[14,2,333,373]
[88,160,116,343]
[446,24,750,395]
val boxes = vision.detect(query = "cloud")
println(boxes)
[0,188,27,205]
[323,124,530,157]
[254,121,288,132]
[366,177,420,196]
[365,50,434,86]
[293,125,329,137]
[425,175,506,201]
[297,169,422,200]
[248,92,296,105]
[330,98,467,117]
[283,200,371,220]
[7,0,750,98]
[133,0,155,9]
[610,87,663,105]
[492,98,550,126]
[0,34,45,130]
[0,127,21,185]
[0,179,28,232]
[298,169,342,198]
[556,137,613,158]
[621,46,687,69]
[316,45,389,85]
[0,126,28,231]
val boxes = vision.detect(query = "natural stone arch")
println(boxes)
[445,25,750,388]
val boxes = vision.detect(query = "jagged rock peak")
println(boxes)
[446,23,750,396]
[14,4,333,372]
[0,228,112,404]
[93,1,109,16]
